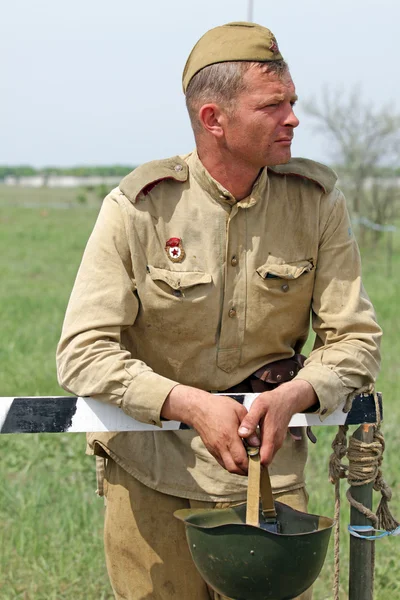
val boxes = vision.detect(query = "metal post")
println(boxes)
[348,424,375,600]
[247,0,254,22]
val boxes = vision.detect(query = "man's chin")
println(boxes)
[266,148,292,167]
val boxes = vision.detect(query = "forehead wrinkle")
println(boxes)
[253,90,298,106]
[241,71,297,106]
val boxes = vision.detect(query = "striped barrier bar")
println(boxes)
[0,392,382,434]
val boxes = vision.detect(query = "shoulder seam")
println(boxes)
[119,156,188,203]
[268,158,338,194]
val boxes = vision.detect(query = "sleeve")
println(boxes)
[294,188,382,419]
[56,191,179,427]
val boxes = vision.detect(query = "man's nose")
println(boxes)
[285,107,300,128]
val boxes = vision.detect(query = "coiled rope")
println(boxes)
[328,392,398,600]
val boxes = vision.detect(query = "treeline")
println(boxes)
[332,165,400,178]
[3,164,400,181]
[0,165,135,179]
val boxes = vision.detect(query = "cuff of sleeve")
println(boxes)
[121,370,179,427]
[294,364,351,421]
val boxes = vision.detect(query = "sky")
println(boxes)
[1,0,398,167]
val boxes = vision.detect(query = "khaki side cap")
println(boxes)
[182,21,283,93]
[268,158,338,194]
[120,156,188,204]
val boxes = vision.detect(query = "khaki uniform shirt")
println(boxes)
[56,151,381,501]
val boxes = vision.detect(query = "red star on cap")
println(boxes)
[269,40,279,53]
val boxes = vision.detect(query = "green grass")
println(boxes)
[0,187,113,598]
[0,185,399,599]
[0,434,113,599]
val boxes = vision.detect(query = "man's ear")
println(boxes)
[198,103,225,138]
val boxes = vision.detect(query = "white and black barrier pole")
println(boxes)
[0,392,382,434]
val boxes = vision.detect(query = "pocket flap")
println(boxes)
[147,265,212,290]
[257,257,314,280]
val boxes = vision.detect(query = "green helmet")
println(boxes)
[175,447,333,600]
[175,500,333,600]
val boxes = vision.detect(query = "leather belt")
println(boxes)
[213,354,317,444]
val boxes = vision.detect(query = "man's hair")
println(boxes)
[185,60,288,133]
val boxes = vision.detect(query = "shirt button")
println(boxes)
[281,284,289,292]
[231,255,238,267]
[320,408,328,416]
[174,164,183,172]
[228,308,237,318]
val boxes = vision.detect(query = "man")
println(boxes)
[57,22,381,600]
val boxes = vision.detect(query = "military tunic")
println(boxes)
[56,150,381,501]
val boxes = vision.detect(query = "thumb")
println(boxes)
[238,410,263,446]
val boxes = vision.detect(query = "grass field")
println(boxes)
[0,185,399,599]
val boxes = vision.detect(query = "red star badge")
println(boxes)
[165,237,185,263]
[269,38,279,54]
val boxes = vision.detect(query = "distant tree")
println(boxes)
[302,87,400,229]
[0,165,37,180]
[76,191,88,205]
[0,165,135,182]
[65,165,134,177]
[96,183,110,201]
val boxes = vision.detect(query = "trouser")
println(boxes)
[103,459,312,600]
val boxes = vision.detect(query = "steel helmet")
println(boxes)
[175,447,333,600]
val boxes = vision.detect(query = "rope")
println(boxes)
[329,424,348,600]
[346,394,399,531]
[328,392,398,600]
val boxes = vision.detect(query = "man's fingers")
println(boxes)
[260,430,286,466]
[218,438,249,475]
[230,440,250,472]
[205,437,249,475]
[238,401,264,439]
[220,449,248,476]
[245,433,261,447]
[259,441,275,466]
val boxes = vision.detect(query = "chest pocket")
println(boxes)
[257,258,314,280]
[256,257,314,296]
[146,265,212,298]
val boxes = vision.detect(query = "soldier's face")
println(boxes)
[222,66,299,168]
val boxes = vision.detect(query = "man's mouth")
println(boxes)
[275,137,293,144]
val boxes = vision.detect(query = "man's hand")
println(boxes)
[161,385,259,475]
[238,380,317,466]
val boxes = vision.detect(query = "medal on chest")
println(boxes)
[165,237,185,263]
